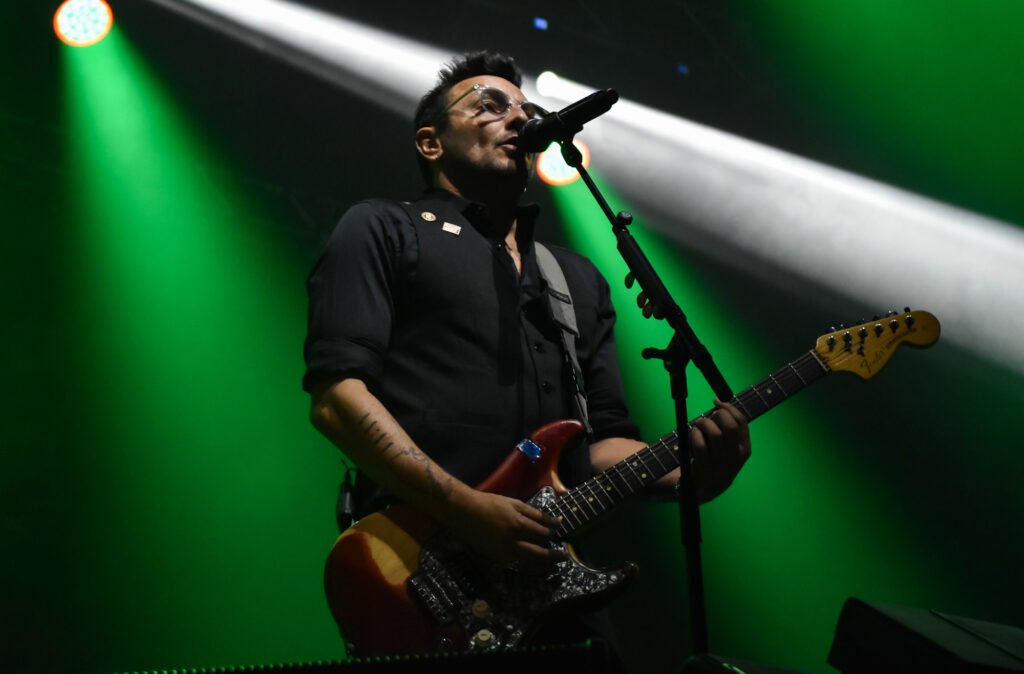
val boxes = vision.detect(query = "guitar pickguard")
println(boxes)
[407,486,637,652]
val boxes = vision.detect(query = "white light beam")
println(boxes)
[146,1,1024,375]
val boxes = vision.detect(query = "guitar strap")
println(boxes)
[535,243,593,437]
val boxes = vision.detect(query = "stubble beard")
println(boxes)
[451,150,531,198]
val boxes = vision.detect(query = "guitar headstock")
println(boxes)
[815,309,940,379]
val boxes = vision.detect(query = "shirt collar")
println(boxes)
[423,188,540,244]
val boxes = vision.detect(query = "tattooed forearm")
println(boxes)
[358,413,394,450]
[354,412,449,496]
[392,445,448,495]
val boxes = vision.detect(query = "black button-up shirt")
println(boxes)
[303,190,639,514]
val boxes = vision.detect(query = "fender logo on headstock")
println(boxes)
[816,310,940,380]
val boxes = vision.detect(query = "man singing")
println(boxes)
[303,51,751,661]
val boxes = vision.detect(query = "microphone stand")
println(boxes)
[553,135,734,656]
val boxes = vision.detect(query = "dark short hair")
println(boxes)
[413,51,524,186]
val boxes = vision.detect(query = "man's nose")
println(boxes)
[506,105,530,130]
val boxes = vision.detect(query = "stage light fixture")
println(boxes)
[537,140,590,186]
[54,0,113,47]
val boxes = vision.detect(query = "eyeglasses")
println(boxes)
[441,84,544,123]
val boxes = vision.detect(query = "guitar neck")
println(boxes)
[549,350,830,536]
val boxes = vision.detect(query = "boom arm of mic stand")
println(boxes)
[557,137,733,656]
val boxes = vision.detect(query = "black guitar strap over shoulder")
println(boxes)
[535,243,592,437]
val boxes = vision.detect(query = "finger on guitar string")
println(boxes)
[447,490,567,569]
[711,398,752,464]
[689,400,750,502]
[514,540,569,573]
[513,499,562,529]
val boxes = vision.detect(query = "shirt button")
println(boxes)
[541,381,553,393]
[533,342,546,353]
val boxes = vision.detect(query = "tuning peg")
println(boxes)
[624,272,635,289]
[872,315,881,321]
[904,306,912,312]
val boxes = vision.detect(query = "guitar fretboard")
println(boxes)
[547,351,829,537]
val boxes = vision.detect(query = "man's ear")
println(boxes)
[415,126,443,162]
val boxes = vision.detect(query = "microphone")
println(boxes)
[516,88,619,152]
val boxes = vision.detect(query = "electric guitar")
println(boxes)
[324,310,940,656]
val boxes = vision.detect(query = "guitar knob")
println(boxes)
[472,599,491,618]
[473,629,495,648]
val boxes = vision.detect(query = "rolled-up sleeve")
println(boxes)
[302,200,415,392]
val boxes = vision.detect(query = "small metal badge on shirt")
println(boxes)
[420,211,436,221]
[442,222,462,235]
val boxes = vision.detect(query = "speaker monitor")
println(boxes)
[829,597,1024,673]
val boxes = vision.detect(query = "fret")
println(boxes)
[611,462,637,493]
[569,489,592,519]
[550,348,838,538]
[648,442,670,473]
[600,470,626,499]
[750,384,771,408]
[732,395,754,419]
[768,373,789,397]
[585,475,606,506]
[658,439,681,470]
[548,500,574,535]
[559,496,584,529]
[609,464,635,496]
[602,467,626,497]
[634,451,657,484]
[579,482,602,516]
[622,456,646,488]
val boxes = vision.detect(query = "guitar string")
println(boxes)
[554,350,830,536]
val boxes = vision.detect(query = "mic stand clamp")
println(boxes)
[556,136,734,657]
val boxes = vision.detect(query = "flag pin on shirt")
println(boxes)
[442,222,462,235]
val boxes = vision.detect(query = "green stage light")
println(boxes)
[54,0,113,47]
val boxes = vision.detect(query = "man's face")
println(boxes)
[434,75,536,188]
